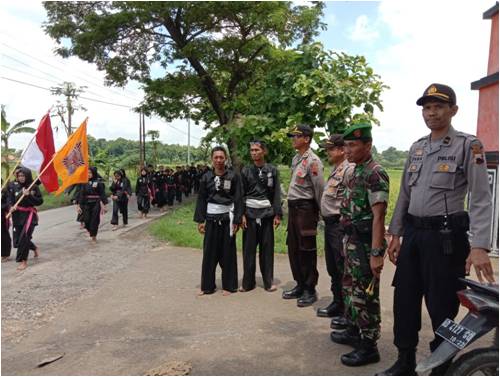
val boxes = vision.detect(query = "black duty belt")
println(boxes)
[406,212,469,230]
[288,199,315,209]
[343,219,373,236]
[323,215,341,224]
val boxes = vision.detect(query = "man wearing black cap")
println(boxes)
[378,84,494,376]
[239,140,282,292]
[282,124,324,307]
[317,134,354,321]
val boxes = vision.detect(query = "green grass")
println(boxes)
[149,200,322,255]
[149,167,403,254]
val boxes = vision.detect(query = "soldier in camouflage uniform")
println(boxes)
[331,123,389,367]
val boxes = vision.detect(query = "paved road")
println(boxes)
[1,198,498,375]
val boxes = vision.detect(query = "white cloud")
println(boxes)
[349,15,379,42]
[370,0,493,151]
[0,0,206,152]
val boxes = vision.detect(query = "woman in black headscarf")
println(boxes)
[136,167,151,218]
[110,169,132,230]
[8,167,43,270]
[76,167,108,242]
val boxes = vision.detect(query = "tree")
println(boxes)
[206,43,388,164]
[43,1,325,168]
[50,81,86,136]
[146,130,160,167]
[1,105,36,180]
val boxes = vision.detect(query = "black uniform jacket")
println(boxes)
[77,179,108,205]
[194,168,243,224]
[7,181,43,226]
[241,163,282,219]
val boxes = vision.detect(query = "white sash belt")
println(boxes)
[245,198,271,209]
[207,203,235,237]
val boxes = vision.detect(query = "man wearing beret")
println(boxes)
[331,122,389,367]
[282,124,324,307]
[317,135,355,324]
[378,84,494,376]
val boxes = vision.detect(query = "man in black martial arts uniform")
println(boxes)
[239,140,282,292]
[194,146,243,296]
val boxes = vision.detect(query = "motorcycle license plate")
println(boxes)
[436,318,476,350]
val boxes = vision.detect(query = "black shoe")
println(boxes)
[376,348,416,376]
[330,327,360,347]
[341,339,380,367]
[282,286,304,300]
[297,290,318,307]
[317,301,344,318]
[330,316,349,330]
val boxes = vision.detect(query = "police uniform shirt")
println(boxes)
[241,163,282,219]
[287,148,324,207]
[389,126,492,249]
[321,159,354,218]
[194,169,243,224]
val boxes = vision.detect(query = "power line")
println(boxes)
[1,41,143,102]
[1,76,133,109]
[2,76,204,141]
[0,63,116,100]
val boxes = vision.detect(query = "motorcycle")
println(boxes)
[416,278,498,375]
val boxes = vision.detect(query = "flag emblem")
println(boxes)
[62,142,85,175]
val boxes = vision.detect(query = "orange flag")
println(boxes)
[53,118,89,195]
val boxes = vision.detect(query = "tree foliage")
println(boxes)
[43,2,388,168]
[1,105,36,180]
[43,1,326,167]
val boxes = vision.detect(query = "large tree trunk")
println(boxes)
[227,136,242,172]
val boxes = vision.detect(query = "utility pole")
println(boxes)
[142,113,146,164]
[50,82,86,136]
[139,112,143,166]
[187,115,191,165]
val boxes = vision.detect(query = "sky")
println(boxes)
[0,0,496,153]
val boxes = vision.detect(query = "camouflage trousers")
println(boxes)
[342,234,381,342]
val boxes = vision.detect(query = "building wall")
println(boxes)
[476,84,499,152]
[487,13,498,74]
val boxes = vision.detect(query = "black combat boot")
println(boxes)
[282,285,303,299]
[297,290,318,307]
[317,300,344,317]
[341,337,380,367]
[330,316,349,330]
[330,326,360,347]
[376,348,417,376]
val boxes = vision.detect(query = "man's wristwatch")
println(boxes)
[370,247,386,257]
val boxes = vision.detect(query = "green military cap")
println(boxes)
[287,124,314,138]
[343,123,372,141]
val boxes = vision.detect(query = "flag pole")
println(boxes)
[6,153,57,219]
[1,108,53,191]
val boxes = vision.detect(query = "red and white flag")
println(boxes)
[21,113,59,192]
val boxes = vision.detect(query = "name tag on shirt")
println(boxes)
[224,179,231,190]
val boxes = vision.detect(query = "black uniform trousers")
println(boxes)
[176,189,183,203]
[2,213,12,258]
[155,188,165,208]
[393,216,469,352]
[167,187,175,206]
[242,216,274,290]
[111,198,128,225]
[83,201,101,237]
[137,194,150,214]
[13,222,36,262]
[287,200,319,293]
[201,218,238,292]
[324,215,345,304]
